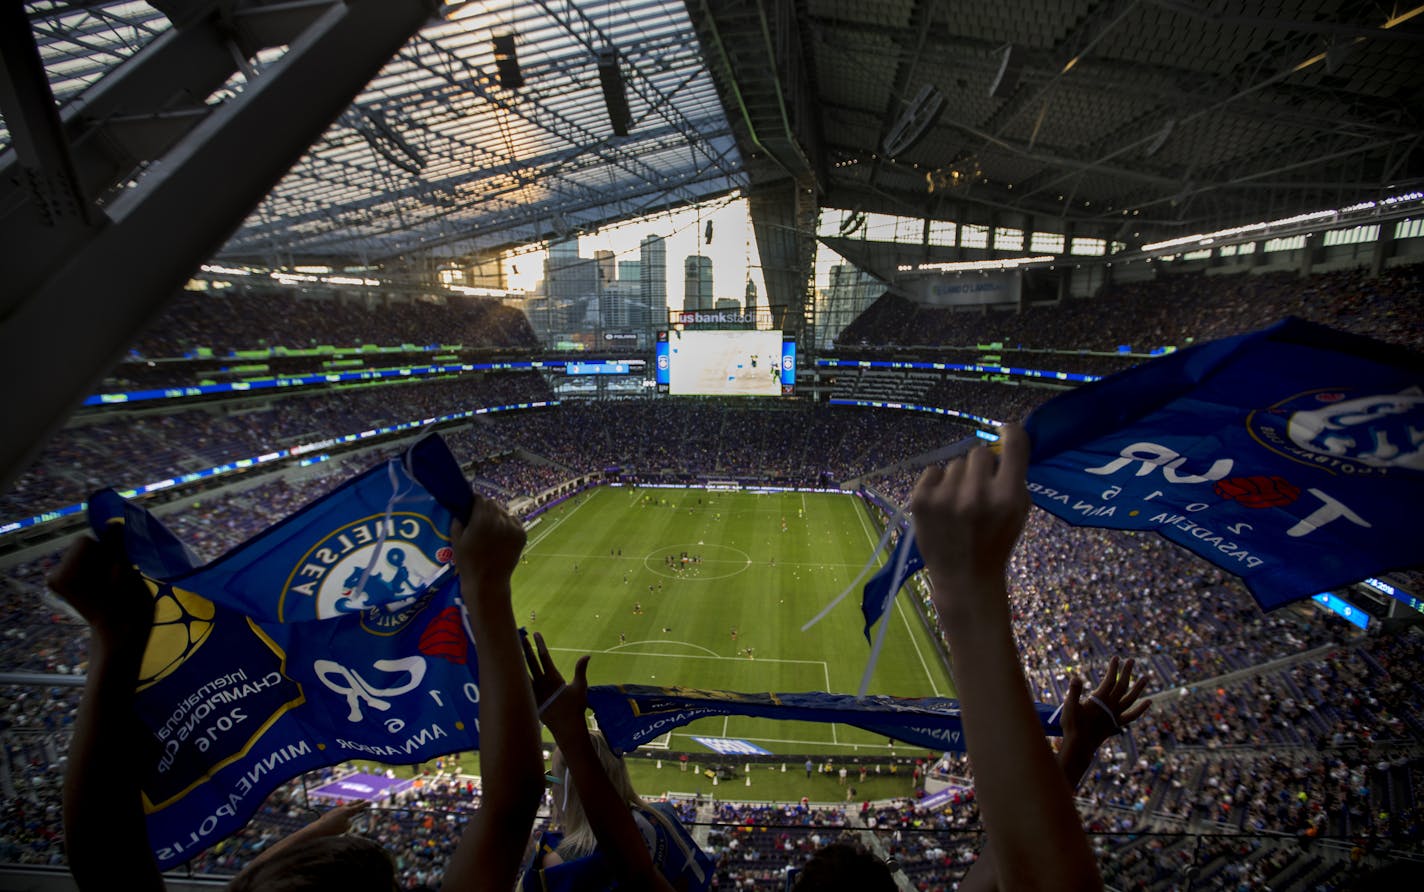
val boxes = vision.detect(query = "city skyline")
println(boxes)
[502,196,766,311]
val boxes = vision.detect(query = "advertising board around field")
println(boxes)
[691,736,772,756]
[308,772,415,801]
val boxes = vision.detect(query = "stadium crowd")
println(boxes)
[126,288,538,358]
[0,372,552,520]
[3,257,1424,889]
[836,261,1424,353]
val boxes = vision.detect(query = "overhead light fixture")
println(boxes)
[898,255,1056,272]
[926,157,981,193]
[492,33,523,89]
[597,47,632,136]
[883,84,945,157]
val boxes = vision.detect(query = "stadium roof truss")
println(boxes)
[691,0,1424,242]
[0,0,744,495]
[226,1,746,264]
[6,0,746,267]
[3,0,1421,494]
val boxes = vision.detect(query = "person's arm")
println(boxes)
[910,424,1101,892]
[441,496,546,891]
[49,533,165,892]
[1057,657,1151,788]
[523,632,676,892]
[958,657,1150,892]
[230,800,371,878]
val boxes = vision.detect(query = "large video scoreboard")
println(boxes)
[655,329,795,396]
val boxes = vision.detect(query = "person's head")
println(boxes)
[225,835,397,892]
[791,842,897,892]
[549,730,644,858]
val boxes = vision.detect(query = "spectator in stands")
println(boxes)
[959,656,1151,892]
[911,423,1101,891]
[51,493,543,891]
[522,631,713,891]
[791,841,897,891]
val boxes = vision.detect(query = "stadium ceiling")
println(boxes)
[690,0,1424,244]
[13,1,1417,273]
[7,0,745,267]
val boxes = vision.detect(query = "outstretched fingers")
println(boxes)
[994,424,1030,489]
[519,631,541,678]
[1092,656,1120,701]
[522,631,563,690]
[1120,699,1152,725]
[570,655,591,694]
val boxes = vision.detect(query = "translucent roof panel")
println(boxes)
[221,0,745,262]
[5,2,173,150]
[12,0,741,263]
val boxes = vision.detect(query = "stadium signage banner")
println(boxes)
[307,772,414,801]
[1310,592,1370,630]
[1024,317,1423,610]
[899,271,1021,307]
[89,435,481,869]
[690,736,772,756]
[918,783,973,811]
[587,685,1062,755]
[669,310,756,326]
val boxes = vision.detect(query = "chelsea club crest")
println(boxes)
[281,512,454,626]
[1247,387,1424,476]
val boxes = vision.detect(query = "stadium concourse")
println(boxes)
[0,259,1422,889]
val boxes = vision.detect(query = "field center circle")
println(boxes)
[643,543,752,581]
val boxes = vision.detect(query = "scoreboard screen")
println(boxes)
[565,360,632,375]
[665,329,790,396]
[1311,592,1370,629]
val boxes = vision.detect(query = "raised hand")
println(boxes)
[910,423,1032,619]
[522,630,591,736]
[450,494,526,592]
[308,799,372,837]
[1062,657,1152,756]
[47,532,154,647]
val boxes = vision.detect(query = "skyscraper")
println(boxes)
[820,263,886,347]
[683,254,712,311]
[639,235,666,328]
[594,250,616,289]
[544,237,597,334]
[546,238,596,300]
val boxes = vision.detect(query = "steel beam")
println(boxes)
[0,0,437,492]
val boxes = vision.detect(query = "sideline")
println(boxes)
[525,491,596,550]
[851,499,943,697]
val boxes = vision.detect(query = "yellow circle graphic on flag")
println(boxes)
[139,584,216,689]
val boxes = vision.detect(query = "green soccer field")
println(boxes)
[510,485,956,758]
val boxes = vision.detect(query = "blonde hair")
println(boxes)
[552,730,684,862]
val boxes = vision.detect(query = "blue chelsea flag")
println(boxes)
[1023,317,1423,611]
[860,533,922,642]
[587,685,1062,755]
[89,434,480,869]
